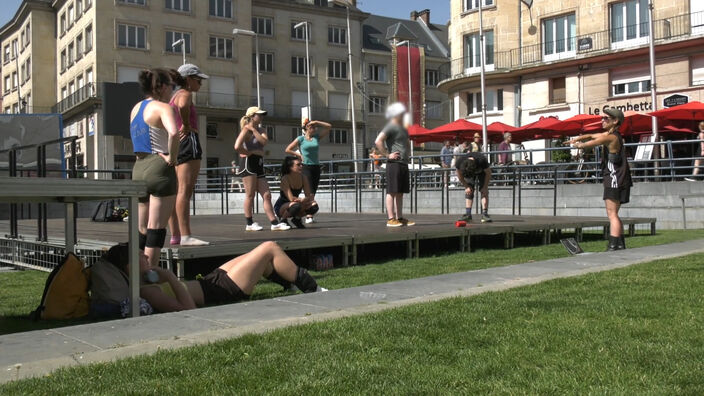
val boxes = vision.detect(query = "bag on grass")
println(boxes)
[90,257,130,318]
[31,253,91,320]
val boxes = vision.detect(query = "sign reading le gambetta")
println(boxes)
[587,100,652,115]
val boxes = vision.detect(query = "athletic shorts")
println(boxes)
[302,164,321,195]
[464,172,486,191]
[603,187,630,204]
[386,162,410,194]
[274,196,290,217]
[237,154,265,178]
[198,268,250,305]
[177,131,203,165]
[132,154,178,203]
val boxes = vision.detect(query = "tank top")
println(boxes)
[280,175,303,201]
[601,130,632,190]
[297,134,320,165]
[244,128,266,152]
[130,100,170,154]
[169,90,198,132]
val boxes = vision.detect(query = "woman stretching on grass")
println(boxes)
[103,241,326,313]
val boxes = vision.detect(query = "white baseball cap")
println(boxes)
[177,63,209,79]
[385,102,407,120]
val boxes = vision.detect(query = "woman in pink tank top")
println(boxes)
[167,64,210,246]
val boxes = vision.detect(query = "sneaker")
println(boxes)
[271,222,291,231]
[291,217,306,229]
[316,286,328,292]
[386,219,403,227]
[459,214,472,222]
[180,236,210,246]
[481,213,493,223]
[684,177,698,182]
[399,218,415,226]
[245,222,263,232]
[305,217,315,224]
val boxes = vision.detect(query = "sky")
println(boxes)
[0,0,450,27]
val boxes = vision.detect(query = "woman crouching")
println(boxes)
[274,156,319,229]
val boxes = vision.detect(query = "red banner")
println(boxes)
[395,45,423,126]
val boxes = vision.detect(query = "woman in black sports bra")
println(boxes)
[566,108,632,251]
[274,157,318,229]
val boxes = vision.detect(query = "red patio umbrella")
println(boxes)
[407,124,442,144]
[584,111,661,135]
[514,117,563,141]
[430,119,483,134]
[649,101,704,121]
[552,114,602,134]
[487,121,519,134]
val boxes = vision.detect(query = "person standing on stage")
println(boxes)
[274,157,319,229]
[440,140,453,186]
[684,121,704,182]
[470,133,482,152]
[375,102,415,227]
[130,68,179,267]
[455,152,492,223]
[498,133,512,165]
[285,119,331,224]
[235,107,291,232]
[167,65,209,246]
[566,108,632,250]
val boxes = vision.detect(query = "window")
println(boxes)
[12,103,19,114]
[426,101,442,119]
[463,0,494,12]
[85,25,93,52]
[75,0,82,18]
[118,0,146,4]
[20,31,25,50]
[329,129,348,144]
[463,31,494,72]
[77,75,84,88]
[3,46,9,64]
[67,42,74,66]
[165,31,192,54]
[291,22,310,40]
[328,59,347,79]
[291,56,309,75]
[60,13,66,36]
[4,107,9,113]
[11,39,17,59]
[550,77,566,104]
[426,69,438,86]
[3,76,9,93]
[367,64,387,82]
[263,125,275,142]
[253,53,274,73]
[67,4,74,27]
[543,14,576,60]
[24,24,30,46]
[85,0,92,10]
[692,55,704,86]
[328,26,346,45]
[86,68,93,84]
[206,123,218,139]
[24,58,31,82]
[611,66,651,96]
[466,89,503,114]
[69,81,75,95]
[62,86,68,99]
[76,34,83,60]
[117,24,147,49]
[368,96,386,114]
[209,36,232,59]
[60,49,67,72]
[166,0,190,12]
[12,71,18,90]
[20,62,25,84]
[328,93,349,120]
[610,0,649,47]
[209,0,232,18]
[252,17,273,36]
[315,0,328,5]
[612,79,650,96]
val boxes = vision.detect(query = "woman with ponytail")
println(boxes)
[130,68,179,266]
[234,107,290,231]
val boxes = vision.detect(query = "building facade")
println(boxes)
[441,0,704,159]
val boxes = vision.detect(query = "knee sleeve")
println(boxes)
[295,267,318,293]
[145,228,167,249]
[306,204,319,215]
[288,202,302,216]
[139,232,147,251]
[266,269,293,289]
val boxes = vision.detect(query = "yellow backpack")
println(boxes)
[31,253,91,320]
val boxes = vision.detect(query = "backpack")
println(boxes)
[91,199,128,222]
[31,253,91,320]
[90,257,130,317]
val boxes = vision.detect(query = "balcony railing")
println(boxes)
[438,10,704,84]
[51,82,97,114]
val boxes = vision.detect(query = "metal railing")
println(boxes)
[438,10,704,83]
[51,83,97,113]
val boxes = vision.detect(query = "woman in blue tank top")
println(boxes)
[129,68,180,267]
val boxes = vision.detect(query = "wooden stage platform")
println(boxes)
[5,213,656,273]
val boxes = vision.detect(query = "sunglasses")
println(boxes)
[294,163,303,167]
[601,116,612,121]
[192,77,203,84]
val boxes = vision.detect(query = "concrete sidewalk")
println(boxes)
[2,239,703,384]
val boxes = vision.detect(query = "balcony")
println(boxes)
[52,83,97,114]
[439,10,704,86]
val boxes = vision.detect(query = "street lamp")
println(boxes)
[331,0,359,173]
[394,40,413,126]
[171,38,186,65]
[294,21,312,120]
[233,28,260,107]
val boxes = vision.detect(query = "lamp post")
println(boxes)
[647,0,658,142]
[294,21,312,120]
[478,0,488,152]
[332,0,359,173]
[233,28,260,107]
[171,38,186,65]
[394,40,413,126]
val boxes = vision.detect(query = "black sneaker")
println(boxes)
[459,214,472,222]
[481,213,493,223]
[291,217,306,229]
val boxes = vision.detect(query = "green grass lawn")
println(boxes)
[3,251,703,394]
[2,229,703,336]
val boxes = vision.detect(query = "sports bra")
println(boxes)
[169,90,198,132]
[244,128,266,152]
[280,175,303,201]
[130,100,170,154]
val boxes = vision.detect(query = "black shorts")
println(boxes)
[603,187,630,204]
[302,164,321,195]
[237,154,265,178]
[177,132,203,165]
[463,173,486,191]
[274,196,290,217]
[386,162,409,194]
[198,268,250,305]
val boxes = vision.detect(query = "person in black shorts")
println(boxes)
[103,241,326,313]
[566,107,632,250]
[274,157,319,229]
[455,152,492,223]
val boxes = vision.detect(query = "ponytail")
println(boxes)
[137,68,171,96]
[168,69,187,89]
[240,115,251,130]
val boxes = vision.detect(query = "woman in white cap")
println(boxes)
[167,65,209,246]
[235,107,291,231]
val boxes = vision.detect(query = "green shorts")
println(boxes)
[132,154,178,202]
